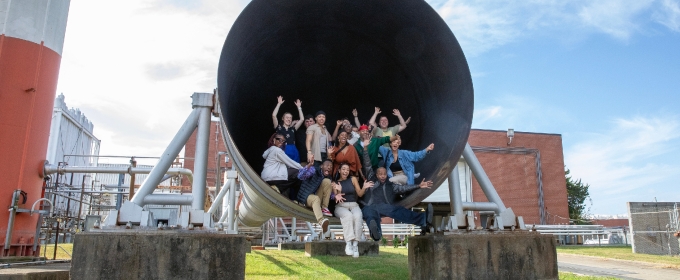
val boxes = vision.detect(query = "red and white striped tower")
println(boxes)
[0,0,71,256]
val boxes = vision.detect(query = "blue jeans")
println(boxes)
[361,204,425,235]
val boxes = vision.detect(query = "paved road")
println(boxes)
[558,253,680,280]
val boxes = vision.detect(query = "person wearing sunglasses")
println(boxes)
[262,133,309,196]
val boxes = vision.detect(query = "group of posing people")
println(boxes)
[261,96,435,258]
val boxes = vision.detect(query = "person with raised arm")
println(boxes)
[272,96,305,162]
[333,163,373,258]
[305,111,331,169]
[358,137,434,241]
[353,124,398,172]
[379,135,434,185]
[328,131,364,180]
[331,118,360,145]
[369,107,408,147]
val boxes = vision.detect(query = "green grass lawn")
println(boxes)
[41,243,73,260]
[556,245,680,269]
[246,247,409,280]
[246,247,610,280]
[36,243,640,279]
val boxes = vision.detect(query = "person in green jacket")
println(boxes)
[353,124,398,173]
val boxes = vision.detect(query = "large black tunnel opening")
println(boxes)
[217,0,473,207]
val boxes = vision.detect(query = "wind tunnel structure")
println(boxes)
[217,0,474,227]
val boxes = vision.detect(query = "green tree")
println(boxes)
[565,168,592,225]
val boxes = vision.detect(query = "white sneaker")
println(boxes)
[345,242,353,256]
[352,245,359,258]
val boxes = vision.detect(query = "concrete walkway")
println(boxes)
[558,253,680,280]
[0,262,70,280]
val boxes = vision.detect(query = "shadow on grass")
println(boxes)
[250,251,298,275]
[312,248,409,280]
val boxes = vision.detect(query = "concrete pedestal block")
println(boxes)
[71,231,247,280]
[278,242,306,250]
[305,241,379,257]
[409,231,557,280]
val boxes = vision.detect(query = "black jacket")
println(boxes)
[297,167,327,204]
[358,144,419,206]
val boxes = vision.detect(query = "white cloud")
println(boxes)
[653,0,680,31]
[472,105,502,125]
[56,0,245,158]
[436,1,521,55]
[429,0,674,55]
[577,0,655,40]
[565,115,680,213]
[471,94,570,132]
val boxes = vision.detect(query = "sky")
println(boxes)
[55,0,680,215]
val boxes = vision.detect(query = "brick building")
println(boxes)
[591,219,629,228]
[421,129,570,226]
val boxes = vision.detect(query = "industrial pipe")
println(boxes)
[143,194,193,205]
[42,163,194,183]
[29,198,53,216]
[217,0,473,226]
[461,202,500,212]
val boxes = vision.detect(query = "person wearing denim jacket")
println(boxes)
[378,135,434,185]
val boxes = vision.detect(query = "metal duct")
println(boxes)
[218,0,474,227]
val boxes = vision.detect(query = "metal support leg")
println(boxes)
[226,180,238,232]
[130,109,200,206]
[461,143,506,212]
[291,217,297,242]
[208,179,232,215]
[447,165,467,229]
[305,221,318,241]
[448,165,464,216]
[462,143,518,229]
[192,105,212,210]
[218,209,228,223]
[4,190,20,253]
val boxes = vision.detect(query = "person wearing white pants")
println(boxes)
[333,163,373,258]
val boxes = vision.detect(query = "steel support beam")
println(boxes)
[461,143,506,212]
[130,105,201,206]
[191,93,213,210]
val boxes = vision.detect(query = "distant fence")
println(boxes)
[530,224,630,245]
[628,202,679,255]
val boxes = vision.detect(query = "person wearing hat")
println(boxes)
[353,124,399,172]
[305,110,331,169]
